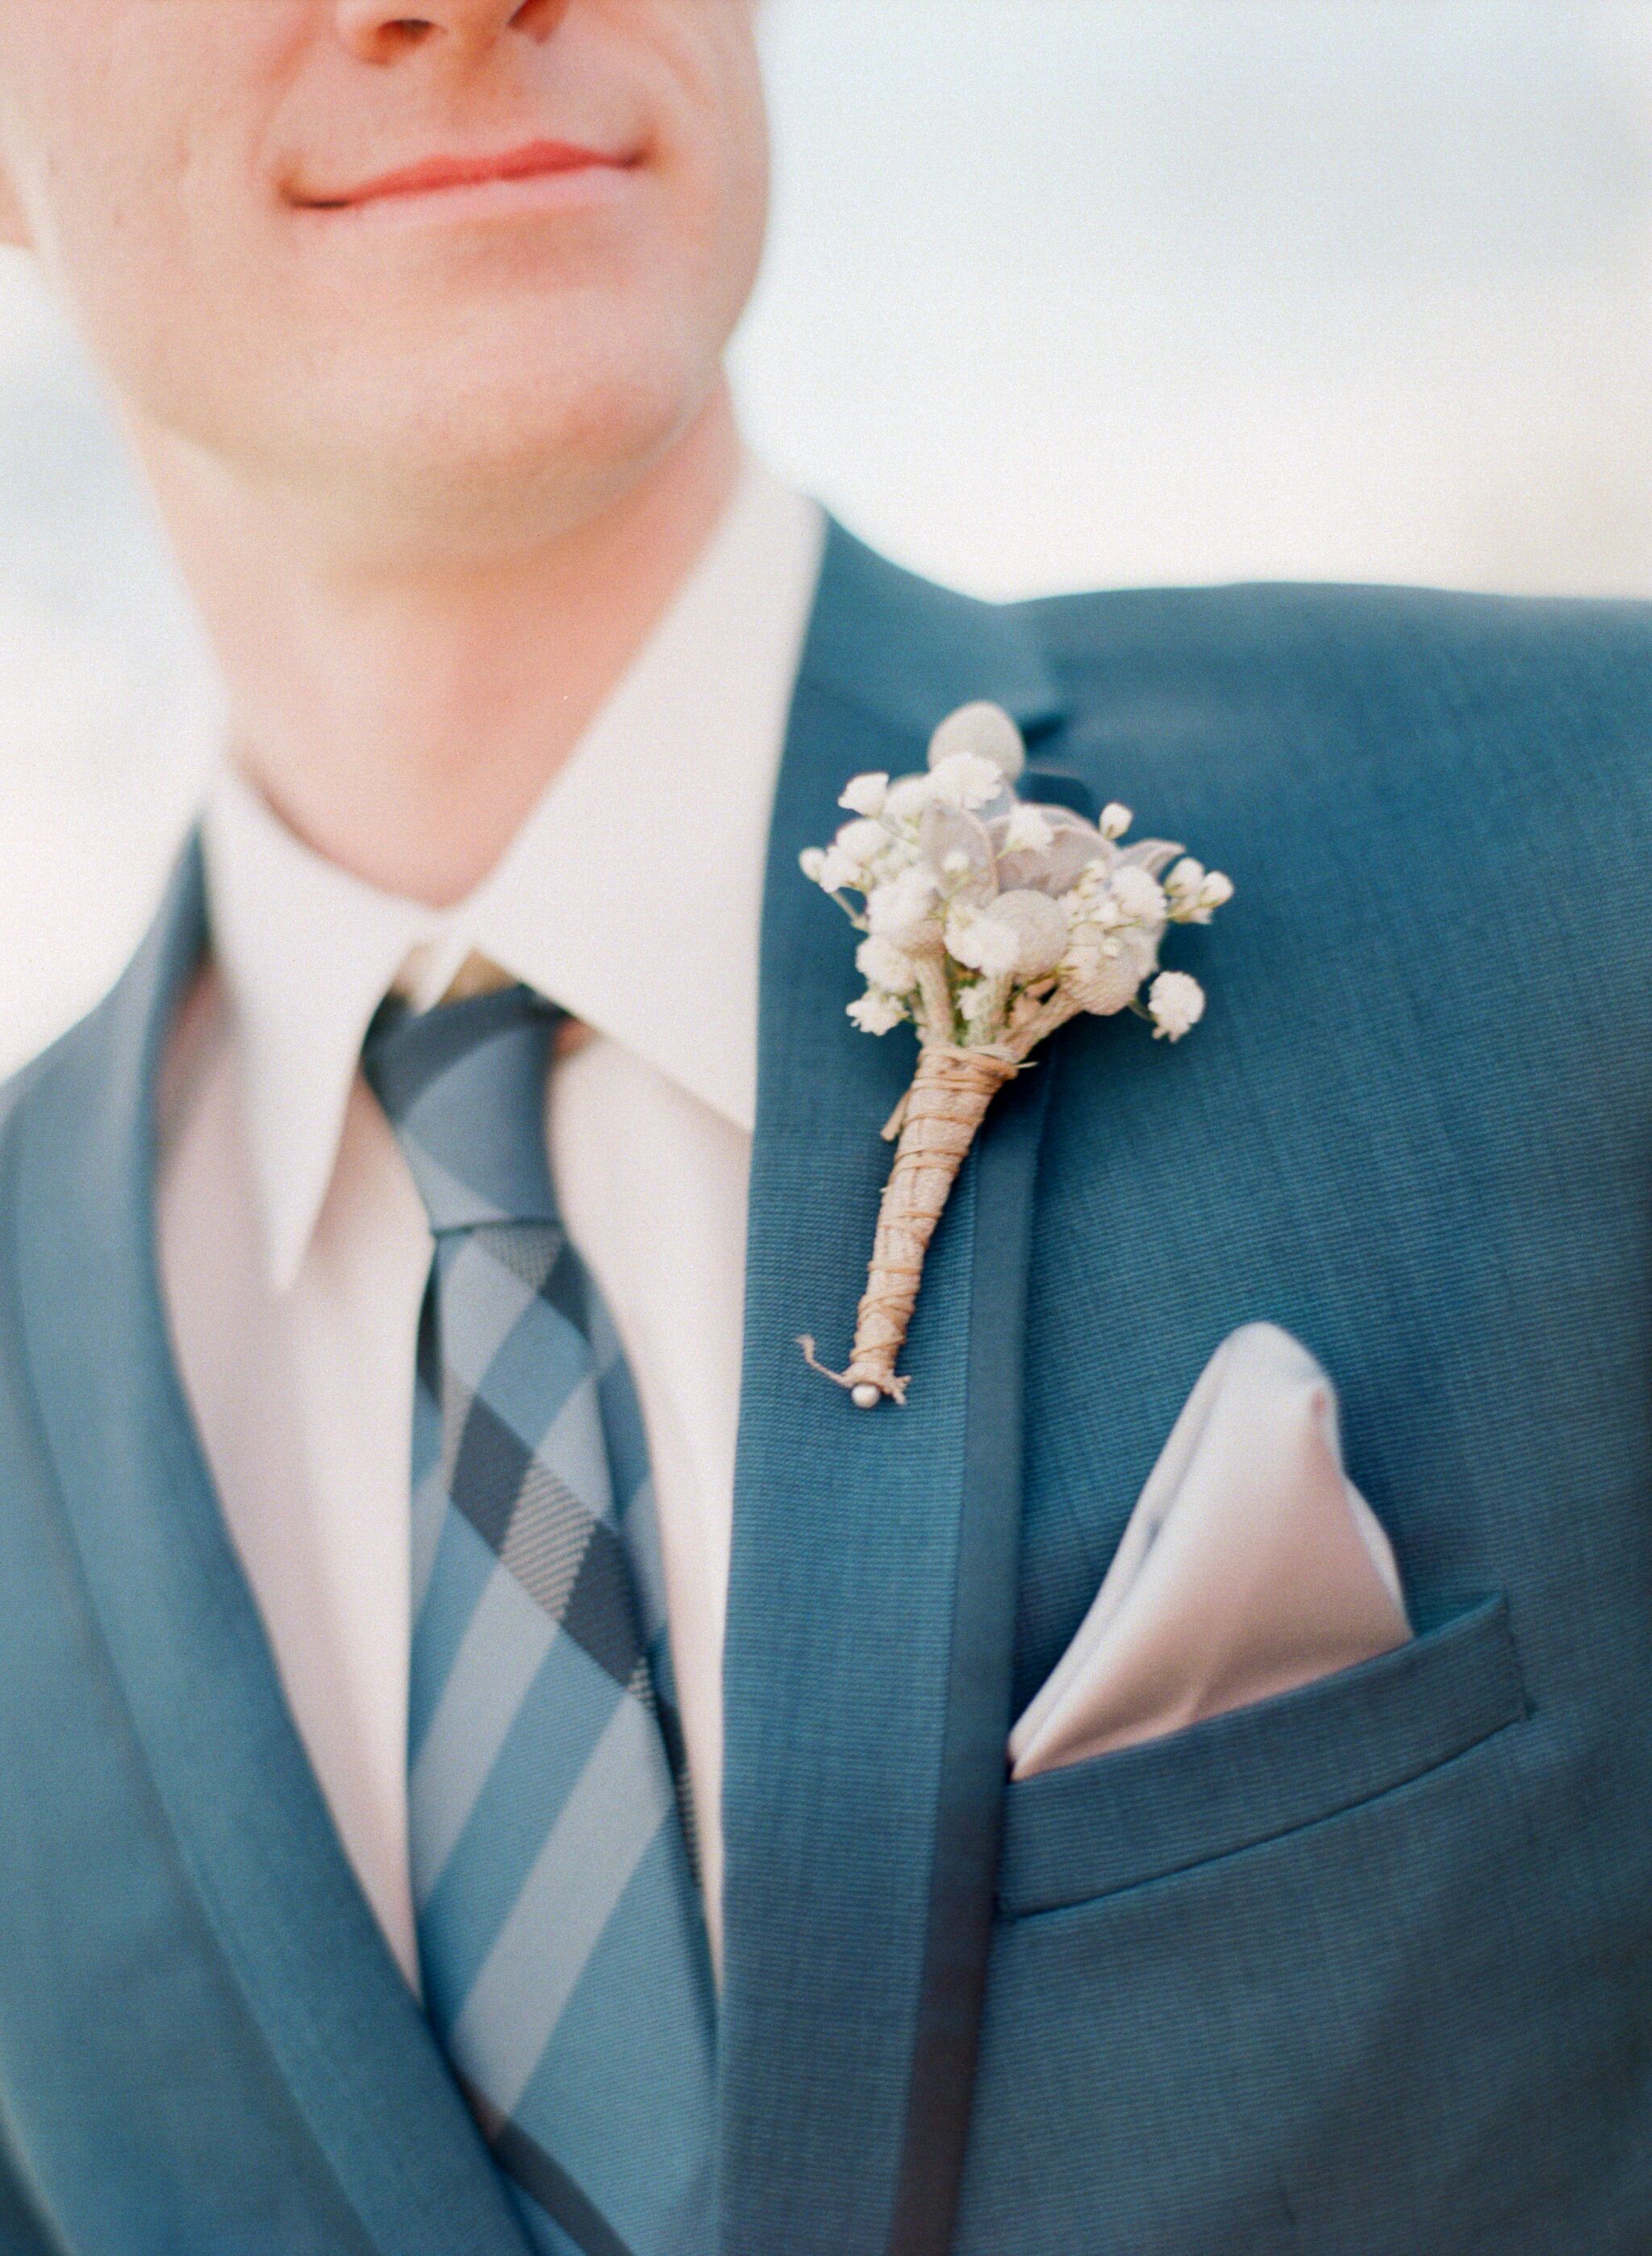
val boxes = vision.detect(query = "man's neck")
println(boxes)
[148,386,744,909]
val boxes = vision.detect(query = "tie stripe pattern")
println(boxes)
[363,988,716,2256]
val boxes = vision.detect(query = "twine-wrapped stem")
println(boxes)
[801,1042,1024,1406]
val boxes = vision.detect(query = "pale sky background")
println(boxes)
[2,0,1650,1070]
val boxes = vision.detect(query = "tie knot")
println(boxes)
[361,984,561,1233]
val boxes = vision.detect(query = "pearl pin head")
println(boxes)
[851,1382,882,1410]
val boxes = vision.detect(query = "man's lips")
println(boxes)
[302,139,630,211]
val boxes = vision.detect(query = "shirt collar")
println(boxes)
[203,458,826,1292]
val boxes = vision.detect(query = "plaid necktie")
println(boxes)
[361,984,717,2256]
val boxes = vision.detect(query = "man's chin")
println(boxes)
[261,357,708,567]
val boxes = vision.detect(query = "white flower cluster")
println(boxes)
[799,701,1232,1051]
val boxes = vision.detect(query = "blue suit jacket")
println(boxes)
[2,527,1650,2254]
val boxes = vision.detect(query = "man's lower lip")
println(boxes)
[301,164,632,224]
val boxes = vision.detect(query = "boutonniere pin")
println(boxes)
[798,701,1233,1408]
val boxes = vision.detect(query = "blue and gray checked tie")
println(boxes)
[362,984,717,2256]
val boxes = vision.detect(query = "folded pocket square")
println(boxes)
[1008,1322,1412,1778]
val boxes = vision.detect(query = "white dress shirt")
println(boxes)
[156,462,826,1986]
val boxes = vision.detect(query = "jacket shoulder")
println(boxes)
[1016,578,1652,688]
[1011,579,1652,805]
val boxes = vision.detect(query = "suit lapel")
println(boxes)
[718,529,1070,2255]
[9,846,532,2256]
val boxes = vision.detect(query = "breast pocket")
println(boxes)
[997,1594,1526,1918]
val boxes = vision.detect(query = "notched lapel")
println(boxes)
[10,847,532,2256]
[718,530,1068,2256]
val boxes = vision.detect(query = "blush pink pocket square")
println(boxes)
[1008,1322,1412,1779]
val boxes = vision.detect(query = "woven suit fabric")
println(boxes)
[361,984,716,2256]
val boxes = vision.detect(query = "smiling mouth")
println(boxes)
[301,139,633,211]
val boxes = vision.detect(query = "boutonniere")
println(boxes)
[798,701,1233,1408]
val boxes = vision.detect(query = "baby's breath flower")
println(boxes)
[839,772,890,817]
[945,903,1023,978]
[1108,866,1168,927]
[817,846,863,893]
[833,817,887,871]
[867,867,942,949]
[1165,862,1236,925]
[883,773,938,822]
[1060,865,1105,916]
[1100,802,1133,841]
[847,992,907,1036]
[1003,804,1056,856]
[1148,970,1206,1041]
[927,750,1006,813]
[799,846,828,884]
[857,935,919,993]
[947,891,1069,980]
